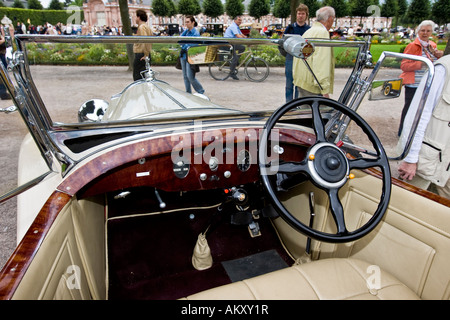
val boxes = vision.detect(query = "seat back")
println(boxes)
[274,171,450,299]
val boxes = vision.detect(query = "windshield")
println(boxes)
[14,36,365,127]
[0,33,437,206]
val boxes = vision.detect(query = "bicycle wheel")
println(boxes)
[244,57,270,82]
[209,60,232,81]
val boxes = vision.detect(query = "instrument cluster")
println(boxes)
[172,146,256,186]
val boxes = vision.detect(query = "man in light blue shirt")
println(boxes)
[224,16,246,80]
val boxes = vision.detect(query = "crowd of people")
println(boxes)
[15,20,124,36]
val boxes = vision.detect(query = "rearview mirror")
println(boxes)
[369,78,403,100]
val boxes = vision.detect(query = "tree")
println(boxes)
[381,0,398,19]
[203,0,224,21]
[397,0,407,16]
[407,0,430,25]
[118,0,133,70]
[431,0,449,26]
[248,0,270,22]
[67,0,83,6]
[273,0,290,25]
[381,0,398,28]
[326,0,348,19]
[28,0,43,9]
[225,0,244,20]
[178,0,201,16]
[152,0,171,24]
[302,0,320,24]
[48,0,64,10]
[12,0,25,8]
[396,0,408,25]
[167,0,177,19]
[350,0,371,26]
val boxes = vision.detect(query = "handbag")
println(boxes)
[191,64,200,73]
[175,56,182,70]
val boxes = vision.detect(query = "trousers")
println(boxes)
[133,53,148,81]
[285,57,299,102]
[181,54,204,94]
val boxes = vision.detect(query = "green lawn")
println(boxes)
[370,44,406,62]
[369,43,447,63]
[333,43,447,67]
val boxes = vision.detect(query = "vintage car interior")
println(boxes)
[0,34,449,301]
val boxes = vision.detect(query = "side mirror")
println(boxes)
[282,35,315,59]
[369,78,403,100]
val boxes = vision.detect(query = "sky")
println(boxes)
[39,0,66,9]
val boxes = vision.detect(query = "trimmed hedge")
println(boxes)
[0,7,84,27]
[26,43,179,66]
[23,43,360,67]
[23,42,448,67]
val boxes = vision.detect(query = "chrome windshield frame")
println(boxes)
[1,35,369,172]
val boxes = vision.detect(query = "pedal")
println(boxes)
[248,221,261,238]
[231,211,252,225]
[251,209,260,220]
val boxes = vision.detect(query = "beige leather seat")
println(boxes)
[185,258,420,300]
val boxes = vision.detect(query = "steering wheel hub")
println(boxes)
[308,142,349,187]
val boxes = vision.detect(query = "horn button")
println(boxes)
[308,143,349,186]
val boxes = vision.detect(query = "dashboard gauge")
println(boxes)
[173,157,190,179]
[237,149,251,172]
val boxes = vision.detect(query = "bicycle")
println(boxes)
[208,45,270,82]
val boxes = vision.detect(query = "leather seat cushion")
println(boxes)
[185,258,420,300]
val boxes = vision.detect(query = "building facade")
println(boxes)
[82,0,390,31]
[2,0,28,7]
[82,0,287,29]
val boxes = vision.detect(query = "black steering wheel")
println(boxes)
[258,97,391,243]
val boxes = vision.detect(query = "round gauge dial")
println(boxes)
[173,157,190,179]
[237,149,251,172]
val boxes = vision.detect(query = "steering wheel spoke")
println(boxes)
[349,157,384,170]
[277,161,308,175]
[311,100,326,142]
[328,188,348,235]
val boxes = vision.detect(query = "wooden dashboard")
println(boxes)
[72,127,314,199]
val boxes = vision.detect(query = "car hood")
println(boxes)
[105,80,242,121]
